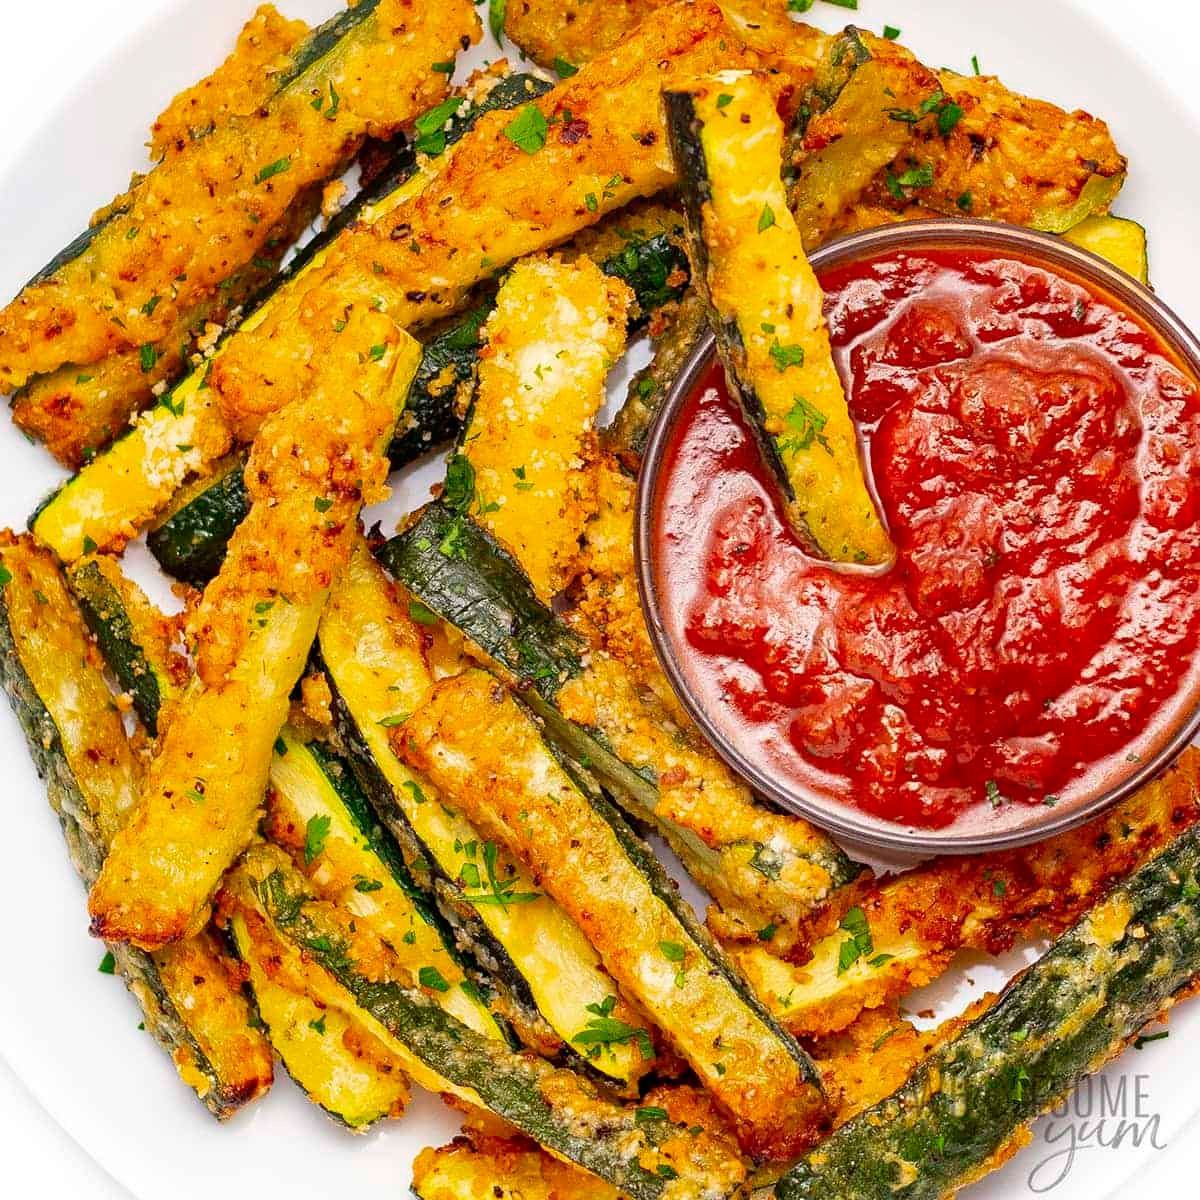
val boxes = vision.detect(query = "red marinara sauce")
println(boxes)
[653,248,1200,833]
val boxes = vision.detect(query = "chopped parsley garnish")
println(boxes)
[971,54,982,76]
[993,877,1008,897]
[985,779,1005,808]
[377,713,409,727]
[716,93,734,110]
[778,395,831,456]
[1135,1030,1169,1050]
[938,101,964,136]
[659,940,686,963]
[414,97,463,156]
[139,344,159,373]
[757,923,777,942]
[313,496,333,513]
[418,966,450,992]
[584,192,598,212]
[758,203,776,232]
[408,599,439,625]
[553,56,578,78]
[141,294,161,316]
[573,995,654,1061]
[883,24,901,40]
[367,343,387,361]
[81,535,98,555]
[443,454,476,511]
[503,105,549,155]
[836,906,884,974]
[402,780,428,806]
[353,876,383,893]
[897,163,935,189]
[432,61,454,74]
[98,951,116,975]
[254,156,292,184]
[308,1015,327,1035]
[488,0,506,44]
[635,1106,669,1124]
[463,840,542,908]
[957,191,973,212]
[304,814,331,865]
[769,341,805,371]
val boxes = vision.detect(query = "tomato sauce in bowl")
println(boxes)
[640,225,1200,850]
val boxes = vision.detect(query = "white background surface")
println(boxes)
[1,0,1199,1195]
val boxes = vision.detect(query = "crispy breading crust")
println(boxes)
[150,4,310,160]
[465,255,631,600]
[87,306,416,949]
[210,1,764,419]
[735,748,1200,1037]
[399,669,827,1162]
[0,0,475,390]
[11,190,319,469]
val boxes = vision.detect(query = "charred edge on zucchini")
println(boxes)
[0,535,270,1116]
[775,823,1200,1199]
[379,503,861,899]
[246,848,746,1199]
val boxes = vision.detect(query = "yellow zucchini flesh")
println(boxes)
[398,669,828,1162]
[1063,214,1150,284]
[316,542,652,1088]
[228,902,411,1130]
[459,253,631,601]
[665,71,894,566]
[266,729,504,1041]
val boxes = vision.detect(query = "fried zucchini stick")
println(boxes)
[209,0,762,418]
[87,305,420,949]
[737,746,1200,1037]
[0,534,273,1117]
[0,0,475,389]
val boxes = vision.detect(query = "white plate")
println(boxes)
[0,1,1198,1197]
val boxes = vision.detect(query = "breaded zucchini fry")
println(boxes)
[735,746,1200,1037]
[66,551,487,1119]
[0,0,475,390]
[775,822,1200,1199]
[265,730,505,1042]
[381,504,861,938]
[665,70,894,566]
[209,0,760,417]
[398,669,828,1161]
[141,208,688,589]
[28,72,547,564]
[225,895,411,1129]
[0,533,273,1117]
[150,4,311,160]
[87,307,419,949]
[315,541,656,1089]
[11,194,317,469]
[240,844,749,1199]
[458,254,631,600]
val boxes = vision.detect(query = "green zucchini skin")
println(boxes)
[0,557,247,1118]
[66,559,168,732]
[379,501,585,701]
[661,87,794,512]
[775,825,1200,1200]
[146,456,249,587]
[379,505,861,898]
[248,857,742,1200]
[318,661,564,1060]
